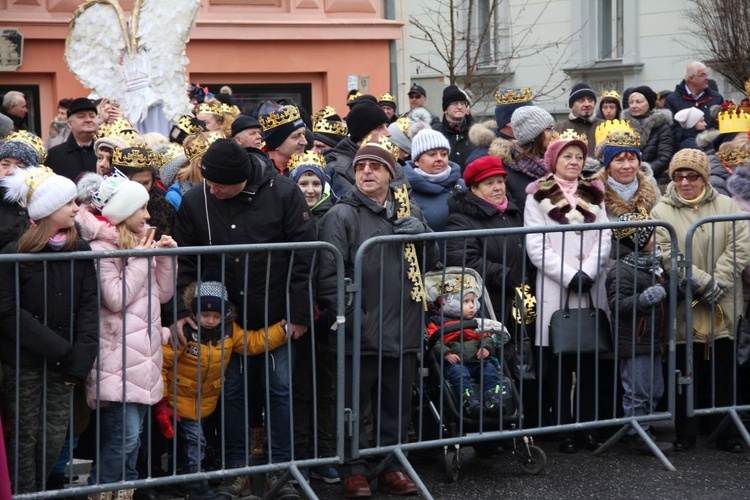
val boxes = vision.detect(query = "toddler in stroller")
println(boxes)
[425,269,514,418]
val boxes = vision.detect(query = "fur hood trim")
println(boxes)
[696,128,721,150]
[468,120,498,148]
[594,170,660,217]
[727,169,750,204]
[527,174,604,224]
[621,108,673,147]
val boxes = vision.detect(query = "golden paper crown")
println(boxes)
[259,106,302,131]
[195,102,223,116]
[177,115,206,135]
[158,143,187,169]
[717,147,750,168]
[5,130,47,164]
[379,92,396,103]
[436,275,479,296]
[96,117,137,140]
[313,117,348,137]
[184,131,225,161]
[373,136,400,161]
[595,119,635,145]
[718,103,750,134]
[603,130,641,148]
[551,129,588,145]
[288,151,326,172]
[394,115,410,136]
[24,166,55,204]
[494,88,533,106]
[600,90,621,102]
[313,106,337,123]
[220,103,241,117]
[348,91,363,103]
[111,146,155,169]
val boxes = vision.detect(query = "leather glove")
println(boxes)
[702,280,726,303]
[568,271,594,293]
[637,284,667,308]
[154,398,179,439]
[393,216,427,235]
[678,276,701,295]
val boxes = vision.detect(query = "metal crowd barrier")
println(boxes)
[348,220,681,496]
[682,213,750,450]
[0,241,345,500]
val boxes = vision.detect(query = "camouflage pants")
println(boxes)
[2,365,72,493]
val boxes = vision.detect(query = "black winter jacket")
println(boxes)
[46,133,97,182]
[0,187,29,250]
[325,137,360,199]
[0,238,99,383]
[444,190,529,323]
[173,149,318,330]
[317,188,440,356]
[605,247,666,358]
[664,82,723,129]
[622,109,674,182]
[432,116,477,172]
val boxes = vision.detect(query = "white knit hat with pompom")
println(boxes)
[2,166,77,221]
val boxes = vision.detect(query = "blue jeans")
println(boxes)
[620,353,664,434]
[177,419,206,474]
[444,361,501,400]
[89,402,148,484]
[224,344,293,466]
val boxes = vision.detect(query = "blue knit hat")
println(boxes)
[191,270,231,316]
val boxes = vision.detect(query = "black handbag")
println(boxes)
[549,290,613,355]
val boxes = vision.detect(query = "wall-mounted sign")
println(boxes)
[0,29,23,71]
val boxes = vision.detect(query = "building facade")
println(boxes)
[0,0,407,137]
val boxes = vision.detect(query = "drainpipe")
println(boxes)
[385,0,398,96]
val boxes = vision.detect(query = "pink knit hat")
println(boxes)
[544,137,588,173]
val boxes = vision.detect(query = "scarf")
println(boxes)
[553,175,578,208]
[621,247,664,275]
[446,117,466,133]
[486,197,509,213]
[509,146,548,179]
[48,232,68,251]
[675,186,707,207]
[411,166,452,184]
[608,175,640,202]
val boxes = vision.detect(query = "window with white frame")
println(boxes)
[473,0,510,69]
[598,0,623,60]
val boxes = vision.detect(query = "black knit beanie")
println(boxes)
[630,86,657,111]
[201,138,251,185]
[347,100,389,143]
[442,86,469,111]
[568,83,597,107]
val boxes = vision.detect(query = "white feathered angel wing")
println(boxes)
[65,0,129,105]
[135,0,201,123]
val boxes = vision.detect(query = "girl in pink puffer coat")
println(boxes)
[76,168,177,494]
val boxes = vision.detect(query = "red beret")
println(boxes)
[463,156,507,187]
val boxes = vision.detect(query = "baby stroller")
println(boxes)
[415,267,546,482]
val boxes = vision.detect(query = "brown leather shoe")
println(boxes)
[379,471,418,495]
[342,475,372,498]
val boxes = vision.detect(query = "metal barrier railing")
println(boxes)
[0,241,346,500]
[349,220,681,494]
[683,213,750,450]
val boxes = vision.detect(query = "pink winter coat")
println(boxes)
[77,207,175,407]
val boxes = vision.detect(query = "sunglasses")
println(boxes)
[672,172,701,182]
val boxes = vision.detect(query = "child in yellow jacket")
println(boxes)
[157,271,285,498]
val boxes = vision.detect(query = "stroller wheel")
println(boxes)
[443,446,461,482]
[518,444,546,475]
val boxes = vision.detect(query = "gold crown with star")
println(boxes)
[551,129,588,145]
[220,103,241,117]
[603,130,642,148]
[718,101,750,134]
[24,165,55,204]
[96,117,136,140]
[313,117,348,137]
[360,135,400,162]
[259,106,301,131]
[184,131,225,161]
[195,102,224,116]
[394,115,410,136]
[348,91,363,103]
[176,115,206,136]
[157,143,187,170]
[111,145,156,169]
[288,150,326,172]
[5,130,47,164]
[595,119,634,145]
[600,90,621,102]
[436,274,481,297]
[494,88,533,106]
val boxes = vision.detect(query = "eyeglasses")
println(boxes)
[354,160,385,172]
[672,172,702,182]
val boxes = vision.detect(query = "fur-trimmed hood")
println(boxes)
[727,168,750,204]
[468,119,498,148]
[621,108,673,146]
[526,174,605,224]
[696,128,721,151]
[594,169,661,217]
